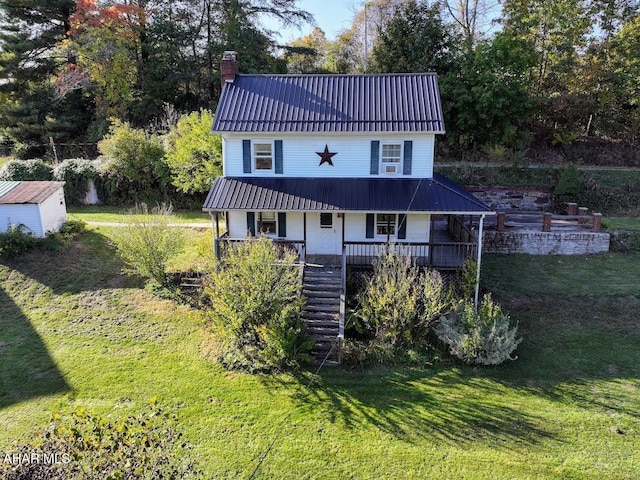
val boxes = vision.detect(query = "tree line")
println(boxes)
[0,0,638,162]
[289,0,639,159]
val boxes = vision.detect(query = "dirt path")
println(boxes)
[85,221,210,229]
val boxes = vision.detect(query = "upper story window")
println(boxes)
[381,143,402,174]
[254,143,273,170]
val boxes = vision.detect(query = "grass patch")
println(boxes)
[603,217,640,232]
[481,253,640,297]
[67,205,210,224]
[1,235,639,478]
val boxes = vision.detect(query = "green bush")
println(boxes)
[0,402,202,480]
[205,236,311,371]
[97,120,170,205]
[353,248,450,362]
[165,109,222,195]
[0,224,37,258]
[110,203,185,286]
[0,159,53,181]
[435,294,521,365]
[356,250,422,350]
[52,158,100,204]
[554,164,581,211]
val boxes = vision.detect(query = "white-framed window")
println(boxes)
[257,212,277,235]
[380,143,402,174]
[320,213,333,229]
[376,214,397,236]
[254,142,273,170]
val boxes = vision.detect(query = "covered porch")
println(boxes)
[204,175,493,271]
[212,213,479,270]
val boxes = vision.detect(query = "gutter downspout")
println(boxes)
[474,214,485,309]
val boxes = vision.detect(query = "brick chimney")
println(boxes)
[220,51,238,88]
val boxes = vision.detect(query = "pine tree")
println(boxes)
[0,0,92,156]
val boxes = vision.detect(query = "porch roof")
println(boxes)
[203,174,492,214]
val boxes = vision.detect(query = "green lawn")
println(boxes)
[1,230,639,478]
[67,205,211,224]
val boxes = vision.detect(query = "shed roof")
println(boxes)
[0,181,65,205]
[212,74,445,133]
[203,175,491,214]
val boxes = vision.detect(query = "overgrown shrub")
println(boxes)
[0,224,37,258]
[97,120,170,205]
[0,401,202,480]
[52,158,99,204]
[110,203,185,286]
[356,250,422,350]
[435,294,521,365]
[0,159,53,181]
[353,248,450,362]
[553,164,581,212]
[205,236,311,371]
[165,109,222,195]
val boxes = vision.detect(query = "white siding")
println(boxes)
[0,204,43,237]
[406,214,431,242]
[39,187,67,235]
[223,133,435,178]
[226,211,305,240]
[228,211,249,238]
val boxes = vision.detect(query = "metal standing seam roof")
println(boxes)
[212,74,445,133]
[203,174,492,214]
[0,181,65,204]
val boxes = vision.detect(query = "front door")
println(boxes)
[306,212,342,255]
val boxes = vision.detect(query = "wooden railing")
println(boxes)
[338,245,346,364]
[214,237,305,261]
[449,215,477,243]
[343,241,476,269]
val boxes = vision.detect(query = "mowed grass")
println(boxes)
[67,205,211,224]
[1,231,639,479]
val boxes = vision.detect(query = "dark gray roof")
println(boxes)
[203,174,491,214]
[212,74,445,133]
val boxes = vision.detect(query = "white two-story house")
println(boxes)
[204,52,492,269]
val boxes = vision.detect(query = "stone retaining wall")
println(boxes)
[483,231,610,255]
[467,186,553,211]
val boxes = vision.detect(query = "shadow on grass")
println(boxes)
[266,367,553,447]
[0,230,136,410]
[0,288,71,409]
[2,230,139,295]
[484,294,640,419]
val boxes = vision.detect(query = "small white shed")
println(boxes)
[0,181,67,238]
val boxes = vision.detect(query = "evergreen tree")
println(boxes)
[0,0,92,156]
[371,0,457,75]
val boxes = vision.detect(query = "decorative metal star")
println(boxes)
[316,144,337,166]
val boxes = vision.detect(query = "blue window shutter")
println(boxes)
[366,214,375,238]
[246,212,255,236]
[274,140,283,174]
[398,214,407,239]
[370,141,379,175]
[403,141,412,175]
[242,140,251,173]
[278,212,286,237]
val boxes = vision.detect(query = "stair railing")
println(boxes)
[338,245,346,364]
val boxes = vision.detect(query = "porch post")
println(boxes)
[211,212,220,260]
[341,212,345,249]
[303,212,307,250]
[474,214,485,309]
